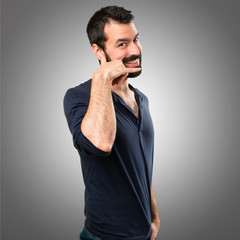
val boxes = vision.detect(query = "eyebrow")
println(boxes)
[115,33,139,45]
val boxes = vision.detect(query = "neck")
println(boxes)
[111,77,131,97]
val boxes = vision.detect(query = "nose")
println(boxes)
[128,41,141,56]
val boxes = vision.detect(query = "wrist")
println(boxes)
[152,216,160,227]
[93,68,111,83]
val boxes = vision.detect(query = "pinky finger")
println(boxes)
[127,67,141,73]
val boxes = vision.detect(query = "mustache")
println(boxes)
[122,54,141,63]
[102,49,142,64]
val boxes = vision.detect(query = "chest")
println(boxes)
[114,96,154,145]
[124,98,139,119]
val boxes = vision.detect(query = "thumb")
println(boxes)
[98,50,107,65]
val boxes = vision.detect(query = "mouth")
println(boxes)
[124,58,140,68]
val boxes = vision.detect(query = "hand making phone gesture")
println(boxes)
[94,48,141,86]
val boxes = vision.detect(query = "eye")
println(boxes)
[134,36,140,42]
[118,42,127,48]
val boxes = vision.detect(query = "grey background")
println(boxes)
[1,0,240,239]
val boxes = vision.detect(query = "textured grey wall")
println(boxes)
[1,0,240,239]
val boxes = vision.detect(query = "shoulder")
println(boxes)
[64,79,91,103]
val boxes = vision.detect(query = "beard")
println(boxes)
[103,50,142,78]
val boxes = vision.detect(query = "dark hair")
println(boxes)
[86,6,134,50]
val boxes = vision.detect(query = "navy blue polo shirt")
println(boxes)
[64,79,154,240]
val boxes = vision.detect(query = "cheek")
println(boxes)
[114,51,128,61]
[106,49,125,61]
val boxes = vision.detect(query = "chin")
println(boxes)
[128,69,142,78]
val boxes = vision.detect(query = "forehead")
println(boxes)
[104,21,138,43]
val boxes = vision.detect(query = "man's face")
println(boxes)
[102,21,142,78]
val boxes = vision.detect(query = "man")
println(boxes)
[64,6,160,240]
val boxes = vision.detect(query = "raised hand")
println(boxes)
[97,51,141,86]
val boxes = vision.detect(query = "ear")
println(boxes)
[92,44,103,61]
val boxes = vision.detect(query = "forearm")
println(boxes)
[81,71,116,152]
[151,185,160,226]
